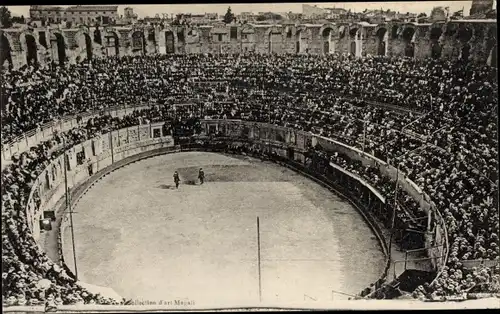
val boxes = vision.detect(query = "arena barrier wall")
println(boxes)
[1,103,155,169]
[25,123,173,249]
[199,119,448,297]
[23,119,392,304]
[19,119,448,306]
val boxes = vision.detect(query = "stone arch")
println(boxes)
[487,45,497,67]
[430,26,443,59]
[0,32,13,67]
[402,27,416,57]
[83,33,92,60]
[186,26,200,40]
[145,28,157,54]
[460,43,471,61]
[444,23,458,37]
[164,30,175,54]
[147,28,157,45]
[75,29,93,62]
[50,32,67,65]
[131,30,146,55]
[284,25,293,40]
[348,27,362,56]
[267,26,283,54]
[391,25,399,39]
[457,26,473,43]
[295,28,303,53]
[93,28,102,45]
[486,27,497,66]
[240,24,256,53]
[20,32,38,66]
[375,27,388,56]
[105,31,119,57]
[321,26,335,54]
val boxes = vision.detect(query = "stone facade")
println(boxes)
[0,20,497,69]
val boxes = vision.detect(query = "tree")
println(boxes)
[0,6,13,28]
[417,13,427,18]
[223,6,234,24]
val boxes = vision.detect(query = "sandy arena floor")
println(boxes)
[63,152,385,307]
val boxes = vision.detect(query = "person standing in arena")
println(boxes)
[173,171,180,189]
[198,168,205,185]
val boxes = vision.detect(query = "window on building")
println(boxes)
[230,27,237,39]
[218,34,223,42]
[242,34,247,40]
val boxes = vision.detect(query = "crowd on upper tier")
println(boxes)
[1,53,498,304]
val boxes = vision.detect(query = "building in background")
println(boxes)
[204,13,219,20]
[29,6,64,23]
[302,4,328,19]
[469,0,494,15]
[122,7,138,24]
[430,7,447,22]
[287,12,303,20]
[324,7,348,20]
[238,12,255,22]
[29,5,118,25]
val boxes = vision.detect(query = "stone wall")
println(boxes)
[1,20,496,69]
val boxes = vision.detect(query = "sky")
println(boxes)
[6,1,491,18]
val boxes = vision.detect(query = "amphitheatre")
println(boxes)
[1,8,499,312]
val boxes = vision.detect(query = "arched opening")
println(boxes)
[339,26,346,40]
[106,32,119,57]
[94,29,102,45]
[296,29,302,53]
[270,31,283,54]
[488,45,497,67]
[350,41,356,55]
[460,43,471,62]
[376,28,388,56]
[322,28,334,54]
[269,32,272,53]
[391,25,399,39]
[457,27,473,43]
[486,28,497,67]
[84,33,92,60]
[1,33,12,68]
[53,33,66,65]
[147,30,157,53]
[349,28,358,56]
[402,27,415,58]
[165,31,174,54]
[25,34,38,65]
[132,31,146,55]
[430,27,443,59]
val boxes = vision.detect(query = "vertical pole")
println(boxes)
[109,130,114,163]
[257,216,262,302]
[362,120,366,153]
[388,166,399,261]
[404,250,408,270]
[63,137,78,280]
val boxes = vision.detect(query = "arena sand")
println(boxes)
[63,152,385,307]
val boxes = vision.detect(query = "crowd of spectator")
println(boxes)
[1,53,498,304]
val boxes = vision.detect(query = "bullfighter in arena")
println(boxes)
[198,168,205,185]
[173,171,180,189]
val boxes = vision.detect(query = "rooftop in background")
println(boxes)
[66,5,119,11]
